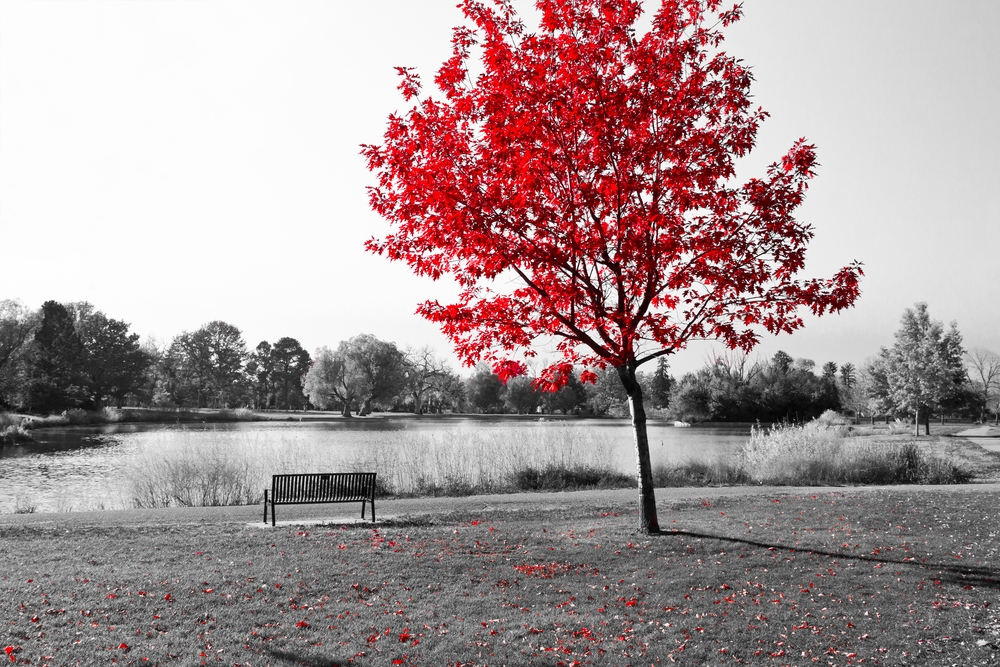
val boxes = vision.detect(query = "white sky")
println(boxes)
[1,1,997,377]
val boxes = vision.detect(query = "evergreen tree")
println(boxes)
[27,301,87,412]
[650,358,673,409]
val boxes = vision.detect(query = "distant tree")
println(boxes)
[26,301,87,413]
[200,321,249,408]
[757,351,832,422]
[503,375,540,414]
[136,336,165,407]
[771,351,794,375]
[271,337,311,410]
[668,351,761,422]
[819,361,840,411]
[860,356,892,422]
[649,358,673,410]
[540,369,588,414]
[669,370,714,423]
[465,364,505,413]
[707,351,762,421]
[247,341,275,410]
[428,372,466,413]
[75,311,149,409]
[839,362,856,389]
[302,336,407,417]
[836,361,863,421]
[965,348,1000,423]
[0,299,38,408]
[878,303,965,435]
[164,321,249,408]
[584,366,630,417]
[403,346,453,414]
[302,346,354,415]
[344,334,408,415]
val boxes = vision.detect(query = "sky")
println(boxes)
[1,0,998,378]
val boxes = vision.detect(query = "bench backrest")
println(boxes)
[271,473,376,504]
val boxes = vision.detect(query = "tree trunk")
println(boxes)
[924,410,930,436]
[359,396,373,416]
[617,365,660,534]
[914,405,920,437]
[340,400,353,418]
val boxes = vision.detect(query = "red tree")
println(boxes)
[364,0,862,533]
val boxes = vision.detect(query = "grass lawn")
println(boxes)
[2,487,1000,666]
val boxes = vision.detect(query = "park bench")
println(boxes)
[263,472,377,526]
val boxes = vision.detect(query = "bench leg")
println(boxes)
[272,501,276,527]
[361,499,367,520]
[263,490,268,525]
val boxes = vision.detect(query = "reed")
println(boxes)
[0,424,33,445]
[740,420,969,485]
[118,425,633,507]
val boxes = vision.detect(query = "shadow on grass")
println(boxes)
[655,528,1000,590]
[263,647,343,667]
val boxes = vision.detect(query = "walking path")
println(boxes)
[955,426,1000,452]
[4,482,1000,530]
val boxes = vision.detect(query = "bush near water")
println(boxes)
[655,410,971,487]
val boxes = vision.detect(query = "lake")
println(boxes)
[0,417,753,513]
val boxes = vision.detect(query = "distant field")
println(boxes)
[2,486,999,665]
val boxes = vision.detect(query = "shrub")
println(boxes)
[62,408,92,425]
[512,466,635,492]
[218,408,256,421]
[0,425,34,445]
[652,459,749,487]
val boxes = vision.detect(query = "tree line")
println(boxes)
[0,299,666,417]
[669,303,1000,429]
[2,299,997,425]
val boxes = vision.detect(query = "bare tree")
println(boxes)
[403,346,452,415]
[965,347,1000,424]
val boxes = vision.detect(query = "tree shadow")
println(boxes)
[263,647,344,667]
[654,528,1000,590]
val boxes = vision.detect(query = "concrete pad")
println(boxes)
[251,516,396,529]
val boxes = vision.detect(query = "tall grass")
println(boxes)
[118,425,632,508]
[654,412,971,487]
[103,414,977,509]
[347,427,631,496]
[0,424,34,445]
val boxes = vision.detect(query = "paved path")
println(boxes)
[4,483,1000,530]
[955,426,1000,452]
